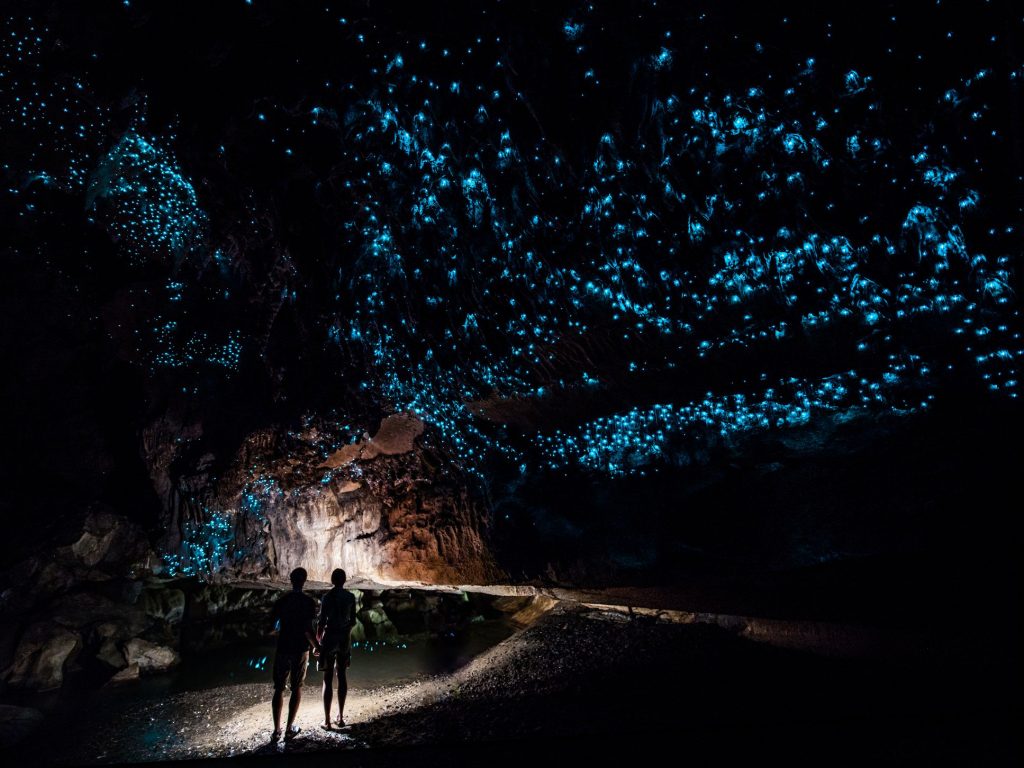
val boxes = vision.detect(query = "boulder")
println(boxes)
[71,531,112,568]
[69,509,153,572]
[96,638,127,670]
[358,606,398,642]
[34,562,76,599]
[0,558,69,614]
[88,621,129,670]
[349,619,366,644]
[349,588,364,613]
[107,663,140,684]
[143,586,186,623]
[358,606,388,625]
[122,638,179,674]
[48,592,149,637]
[5,626,81,691]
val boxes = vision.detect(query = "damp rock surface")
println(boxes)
[122,638,179,675]
[5,627,81,692]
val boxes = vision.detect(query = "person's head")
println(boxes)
[289,567,308,591]
[331,568,347,588]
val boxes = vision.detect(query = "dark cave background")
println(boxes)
[0,0,1021,634]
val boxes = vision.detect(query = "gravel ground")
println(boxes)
[23,602,1015,765]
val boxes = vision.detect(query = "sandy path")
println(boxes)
[213,677,447,757]
[40,672,458,763]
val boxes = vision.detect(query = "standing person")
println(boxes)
[316,568,357,729]
[268,567,319,743]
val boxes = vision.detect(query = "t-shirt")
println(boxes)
[271,590,318,655]
[317,587,357,649]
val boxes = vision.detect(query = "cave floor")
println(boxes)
[14,600,1018,766]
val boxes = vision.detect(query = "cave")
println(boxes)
[0,0,1020,765]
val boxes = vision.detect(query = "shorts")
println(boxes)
[272,650,309,693]
[317,644,351,675]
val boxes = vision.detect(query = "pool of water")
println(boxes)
[170,618,516,692]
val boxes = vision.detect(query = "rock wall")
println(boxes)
[0,510,180,692]
[266,483,498,586]
[148,412,503,586]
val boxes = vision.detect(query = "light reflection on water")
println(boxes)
[171,619,513,692]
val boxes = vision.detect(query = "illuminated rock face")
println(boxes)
[319,413,425,468]
[262,415,499,585]
[265,415,497,584]
[150,413,501,585]
[265,480,498,585]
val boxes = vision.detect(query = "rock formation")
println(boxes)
[0,511,177,692]
[150,412,502,586]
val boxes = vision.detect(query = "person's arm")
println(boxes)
[345,591,357,632]
[316,595,328,644]
[268,598,281,636]
[306,598,320,654]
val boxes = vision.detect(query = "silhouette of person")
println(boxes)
[268,567,318,743]
[315,568,357,729]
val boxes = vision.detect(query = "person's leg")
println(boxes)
[271,653,287,739]
[321,652,336,727]
[272,689,284,734]
[336,652,349,725]
[287,686,302,730]
[285,652,308,734]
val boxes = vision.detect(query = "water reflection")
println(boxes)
[172,619,513,692]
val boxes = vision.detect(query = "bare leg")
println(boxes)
[286,686,302,731]
[337,662,348,724]
[272,689,284,736]
[322,667,335,727]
